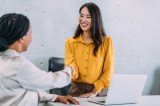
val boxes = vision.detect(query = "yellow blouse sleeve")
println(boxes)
[65,38,79,80]
[93,37,114,93]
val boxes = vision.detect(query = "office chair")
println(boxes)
[48,57,70,95]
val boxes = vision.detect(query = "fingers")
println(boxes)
[64,65,75,71]
[58,95,79,105]
[64,65,70,69]
[79,93,91,98]
[89,94,96,98]
[66,95,80,105]
[79,92,97,98]
[64,65,75,76]
[60,98,69,104]
[55,96,68,104]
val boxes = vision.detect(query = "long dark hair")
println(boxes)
[74,2,106,56]
[0,13,29,52]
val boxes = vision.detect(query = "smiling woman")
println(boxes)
[65,2,114,98]
[79,7,92,33]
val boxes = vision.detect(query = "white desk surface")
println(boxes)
[39,95,160,106]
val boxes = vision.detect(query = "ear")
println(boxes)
[18,36,25,44]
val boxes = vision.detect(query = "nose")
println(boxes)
[81,17,87,23]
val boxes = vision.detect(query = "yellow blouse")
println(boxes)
[65,35,114,93]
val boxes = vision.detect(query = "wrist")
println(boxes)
[92,88,98,94]
[54,96,61,102]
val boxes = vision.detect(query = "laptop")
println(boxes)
[88,74,147,105]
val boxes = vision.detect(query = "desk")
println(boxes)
[39,96,160,106]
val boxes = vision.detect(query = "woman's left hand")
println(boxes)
[79,88,98,98]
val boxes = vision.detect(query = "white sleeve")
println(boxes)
[38,91,58,102]
[17,59,71,91]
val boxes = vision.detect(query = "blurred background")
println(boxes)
[0,0,160,95]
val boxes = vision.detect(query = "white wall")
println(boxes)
[0,0,160,95]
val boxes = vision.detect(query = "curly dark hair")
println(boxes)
[0,13,29,51]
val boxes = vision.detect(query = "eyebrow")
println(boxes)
[80,13,91,17]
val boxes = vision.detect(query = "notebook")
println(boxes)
[88,74,147,105]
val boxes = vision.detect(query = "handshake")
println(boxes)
[64,65,75,76]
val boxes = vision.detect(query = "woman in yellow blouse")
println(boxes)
[65,2,114,98]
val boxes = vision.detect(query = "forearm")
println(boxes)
[38,91,58,102]
[93,78,110,93]
[47,66,72,88]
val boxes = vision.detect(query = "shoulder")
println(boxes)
[8,54,34,69]
[102,35,113,45]
[65,37,78,45]
[14,55,32,67]
[66,37,75,42]
[17,55,39,73]
[2,55,32,70]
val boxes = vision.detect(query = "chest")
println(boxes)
[72,43,106,62]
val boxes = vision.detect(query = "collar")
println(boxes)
[3,49,21,57]
[75,34,94,45]
[75,34,85,43]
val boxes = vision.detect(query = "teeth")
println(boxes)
[81,23,88,27]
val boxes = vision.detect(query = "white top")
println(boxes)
[0,49,72,106]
